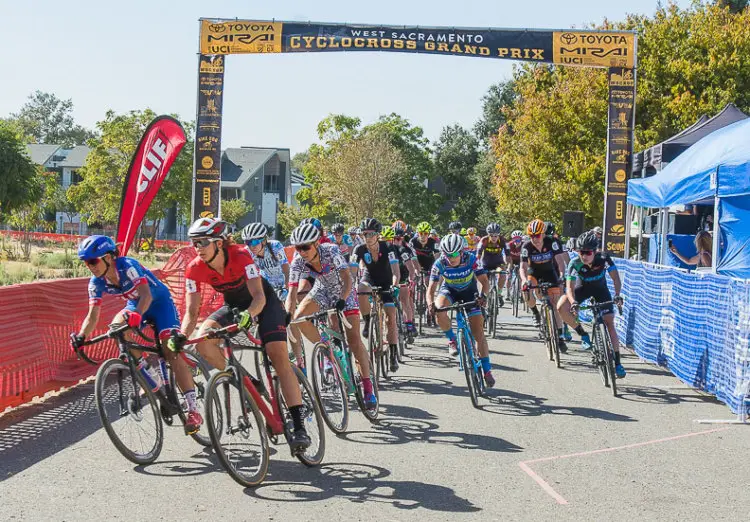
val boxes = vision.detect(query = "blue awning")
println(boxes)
[628,118,750,208]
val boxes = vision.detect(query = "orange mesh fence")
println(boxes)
[0,247,221,411]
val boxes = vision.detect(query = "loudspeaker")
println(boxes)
[562,211,585,238]
[669,213,697,235]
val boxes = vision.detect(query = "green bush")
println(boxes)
[0,265,39,286]
[32,251,78,269]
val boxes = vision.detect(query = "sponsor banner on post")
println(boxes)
[193,54,225,221]
[603,67,636,256]
[552,31,635,68]
[116,116,187,256]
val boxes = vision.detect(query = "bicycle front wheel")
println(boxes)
[457,329,480,408]
[205,370,269,488]
[602,325,618,397]
[350,348,379,423]
[591,325,609,388]
[310,342,349,434]
[95,358,163,465]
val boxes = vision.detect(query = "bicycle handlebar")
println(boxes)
[288,308,352,343]
[434,300,478,313]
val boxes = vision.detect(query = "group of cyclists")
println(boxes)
[70,213,625,458]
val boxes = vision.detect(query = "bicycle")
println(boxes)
[393,283,411,363]
[579,299,622,397]
[509,265,522,318]
[196,316,325,488]
[484,268,506,338]
[527,282,562,368]
[73,324,214,464]
[414,271,429,335]
[360,286,393,383]
[435,300,486,409]
[290,307,379,425]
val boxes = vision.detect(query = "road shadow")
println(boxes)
[479,389,636,422]
[0,383,102,481]
[245,461,481,512]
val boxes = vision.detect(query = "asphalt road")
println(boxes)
[2,306,749,521]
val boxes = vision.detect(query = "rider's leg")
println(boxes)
[292,297,322,345]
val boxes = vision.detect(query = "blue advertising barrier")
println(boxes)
[613,258,750,415]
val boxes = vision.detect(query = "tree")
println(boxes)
[68,109,194,241]
[473,81,517,146]
[276,202,315,238]
[220,198,253,226]
[10,91,96,147]
[7,171,59,259]
[433,124,481,226]
[716,0,748,14]
[0,121,43,217]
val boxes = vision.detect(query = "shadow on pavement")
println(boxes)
[245,461,481,513]
[0,383,102,481]
[479,389,636,422]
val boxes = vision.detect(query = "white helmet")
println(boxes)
[188,218,228,239]
[511,230,523,239]
[241,222,267,241]
[440,233,464,255]
[290,223,321,245]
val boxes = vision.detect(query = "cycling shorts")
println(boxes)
[574,286,614,316]
[308,282,360,317]
[528,276,562,298]
[437,285,482,318]
[360,278,395,307]
[123,299,180,339]
[207,301,288,345]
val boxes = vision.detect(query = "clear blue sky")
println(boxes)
[0,0,691,155]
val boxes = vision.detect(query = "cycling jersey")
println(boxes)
[88,256,179,336]
[507,240,522,263]
[391,242,416,283]
[329,234,354,261]
[566,253,616,291]
[289,243,358,314]
[521,237,563,284]
[430,251,486,292]
[246,240,288,291]
[351,241,398,289]
[185,244,277,310]
[476,236,507,270]
[466,234,480,251]
[409,236,438,273]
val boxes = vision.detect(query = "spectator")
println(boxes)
[670,230,712,268]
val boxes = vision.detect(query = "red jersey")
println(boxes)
[185,243,275,309]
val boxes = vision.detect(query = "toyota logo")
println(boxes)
[560,33,577,45]
[209,24,226,33]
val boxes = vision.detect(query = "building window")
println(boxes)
[222,188,240,200]
[264,173,280,192]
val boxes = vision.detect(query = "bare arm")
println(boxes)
[78,304,102,338]
[339,267,353,301]
[426,279,439,307]
[476,273,489,296]
[554,252,568,277]
[520,260,530,282]
[245,277,267,318]
[609,269,622,296]
[181,291,202,337]
[285,284,298,315]
[390,263,400,287]
[282,263,290,287]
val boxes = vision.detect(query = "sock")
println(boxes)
[557,328,564,339]
[362,377,374,396]
[480,357,491,373]
[183,389,197,412]
[615,352,622,366]
[531,306,540,318]
[389,344,397,355]
[575,325,586,336]
[362,313,370,323]
[289,404,305,431]
[443,329,456,342]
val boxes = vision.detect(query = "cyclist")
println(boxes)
[476,222,508,308]
[465,227,480,251]
[505,230,524,299]
[565,237,579,263]
[427,234,494,387]
[410,221,440,278]
[520,219,569,352]
[557,231,626,378]
[429,228,440,242]
[71,235,203,434]
[329,223,354,261]
[180,218,311,452]
[301,217,331,244]
[390,224,419,336]
[546,222,572,341]
[242,222,289,301]
[349,226,364,248]
[285,222,377,409]
[352,218,401,373]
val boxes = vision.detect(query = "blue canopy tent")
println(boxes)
[628,117,750,279]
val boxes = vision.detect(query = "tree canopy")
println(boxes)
[10,91,96,147]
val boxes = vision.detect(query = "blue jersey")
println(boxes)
[87,257,172,306]
[430,251,486,292]
[246,240,288,291]
[329,234,354,259]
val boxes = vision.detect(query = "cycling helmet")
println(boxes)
[448,221,462,232]
[527,219,545,236]
[577,231,599,251]
[430,228,438,236]
[77,235,116,260]
[565,237,578,251]
[381,227,395,240]
[355,227,362,235]
[486,223,501,235]
[545,221,556,236]
[188,217,229,239]
[440,233,464,255]
[592,226,603,235]
[331,223,345,234]
[360,217,382,233]
[416,221,431,234]
[392,225,406,237]
[510,230,523,240]
[241,222,267,241]
[405,224,414,235]
[290,223,321,245]
[348,226,358,235]
[300,217,323,232]
[467,227,477,235]
[460,228,467,236]
[393,220,406,231]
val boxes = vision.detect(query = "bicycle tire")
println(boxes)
[486,287,496,336]
[512,275,520,318]
[179,350,216,447]
[94,358,163,465]
[591,324,609,387]
[275,367,326,467]
[310,342,349,434]
[542,306,554,361]
[458,328,480,408]
[602,324,618,397]
[548,304,562,368]
[491,288,500,338]
[205,369,269,488]
[350,346,379,423]
[376,309,390,382]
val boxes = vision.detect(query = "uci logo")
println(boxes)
[209,24,227,33]
[560,33,578,45]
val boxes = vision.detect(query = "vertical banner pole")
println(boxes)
[603,67,636,257]
[192,54,225,221]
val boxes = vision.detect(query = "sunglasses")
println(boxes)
[247,238,264,247]
[295,243,313,252]
[192,238,217,248]
[489,234,500,239]
[579,249,595,256]
[363,231,378,238]
[530,233,543,238]
[445,251,461,258]
[83,258,101,267]
[419,231,428,235]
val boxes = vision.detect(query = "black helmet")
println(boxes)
[448,221,462,232]
[360,217,382,233]
[577,231,599,251]
[331,223,345,234]
[393,225,406,237]
[545,221,556,236]
[486,222,501,235]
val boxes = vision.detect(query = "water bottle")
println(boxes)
[332,340,352,392]
[138,358,162,392]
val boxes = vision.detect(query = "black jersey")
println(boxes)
[351,241,399,288]
[521,237,564,282]
[392,242,416,282]
[409,236,438,271]
[566,253,616,291]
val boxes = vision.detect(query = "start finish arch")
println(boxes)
[192,20,636,255]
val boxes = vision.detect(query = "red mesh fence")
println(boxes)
[0,247,220,411]
[0,230,188,251]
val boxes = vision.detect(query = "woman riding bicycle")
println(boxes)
[477,222,509,308]
[427,234,495,387]
[242,222,289,301]
[70,235,203,434]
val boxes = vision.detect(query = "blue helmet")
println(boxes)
[77,235,116,260]
[300,217,322,232]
